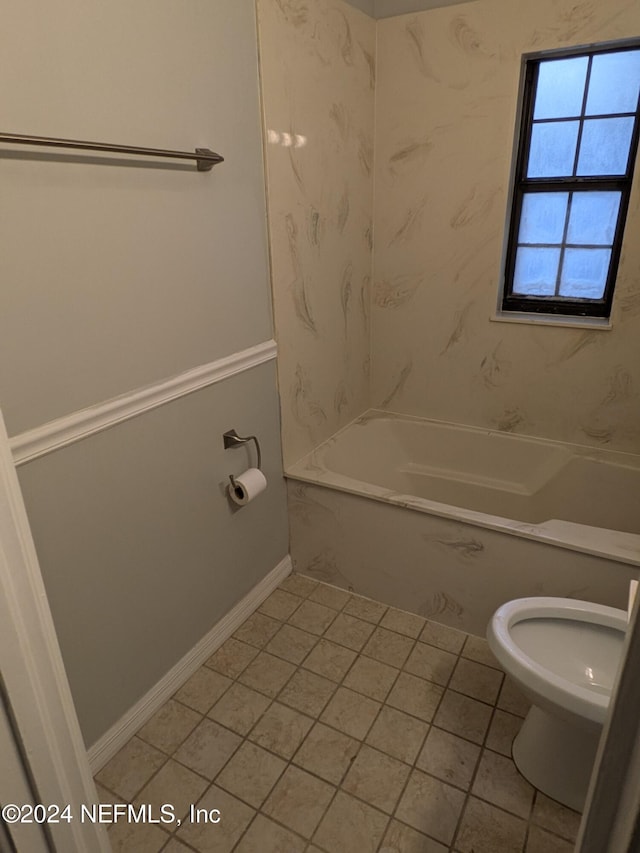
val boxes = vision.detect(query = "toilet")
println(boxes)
[487,596,627,811]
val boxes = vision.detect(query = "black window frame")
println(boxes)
[502,42,640,319]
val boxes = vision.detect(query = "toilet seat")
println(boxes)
[488,597,626,726]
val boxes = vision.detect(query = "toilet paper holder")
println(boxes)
[223,429,262,489]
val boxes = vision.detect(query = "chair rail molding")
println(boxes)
[10,340,277,466]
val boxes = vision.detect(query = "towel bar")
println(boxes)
[0,131,224,171]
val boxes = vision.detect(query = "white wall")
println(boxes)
[258,0,376,467]
[0,0,289,747]
[261,0,640,468]
[372,0,640,453]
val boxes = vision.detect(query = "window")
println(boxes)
[502,44,640,319]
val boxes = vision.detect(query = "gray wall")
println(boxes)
[18,365,288,746]
[1,0,289,747]
[344,0,476,17]
[345,0,375,15]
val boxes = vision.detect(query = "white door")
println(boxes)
[0,690,49,853]
[576,592,640,852]
[0,409,109,852]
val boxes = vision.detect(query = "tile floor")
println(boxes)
[95,574,581,852]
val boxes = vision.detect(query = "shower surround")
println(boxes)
[258,0,640,628]
[257,0,375,470]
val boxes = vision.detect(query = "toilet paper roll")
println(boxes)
[228,468,267,506]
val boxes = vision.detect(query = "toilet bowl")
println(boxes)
[487,597,627,811]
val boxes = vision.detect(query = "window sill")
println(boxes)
[491,311,612,330]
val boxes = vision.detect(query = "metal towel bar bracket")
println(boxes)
[223,430,262,490]
[0,132,224,171]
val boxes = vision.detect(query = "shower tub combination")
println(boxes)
[286,411,640,635]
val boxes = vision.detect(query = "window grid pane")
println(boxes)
[576,117,635,175]
[513,247,561,295]
[533,56,589,120]
[559,248,611,299]
[527,121,580,177]
[586,50,640,116]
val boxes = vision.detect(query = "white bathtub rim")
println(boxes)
[286,408,640,568]
[285,466,640,568]
[356,409,640,464]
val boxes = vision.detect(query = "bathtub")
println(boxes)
[286,411,640,635]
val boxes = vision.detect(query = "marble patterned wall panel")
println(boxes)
[288,480,636,636]
[257,0,375,468]
[372,0,640,453]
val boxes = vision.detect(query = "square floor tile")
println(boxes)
[238,651,296,698]
[94,782,124,816]
[108,820,168,852]
[486,709,523,757]
[313,791,388,853]
[178,785,254,853]
[462,634,501,669]
[215,741,286,808]
[135,759,208,822]
[380,819,448,853]
[278,573,318,598]
[293,722,359,784]
[433,689,493,744]
[259,589,304,621]
[416,726,480,790]
[262,765,335,838]
[95,736,166,801]
[162,839,193,853]
[174,718,241,780]
[403,641,457,686]
[396,768,465,845]
[455,796,527,853]
[205,638,259,678]
[323,613,376,651]
[362,626,414,668]
[365,705,429,764]
[448,657,503,705]
[302,639,357,682]
[343,655,399,701]
[278,668,337,716]
[309,583,351,610]
[234,814,306,853]
[342,744,410,813]
[531,791,581,841]
[265,623,318,664]
[173,667,232,714]
[380,607,425,638]
[343,594,388,624]
[320,686,381,740]
[420,620,467,654]
[472,750,535,818]
[207,682,271,736]
[287,599,337,635]
[137,699,201,755]
[233,612,282,648]
[386,672,444,722]
[249,702,314,759]
[526,825,574,852]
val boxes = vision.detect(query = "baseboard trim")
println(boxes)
[87,554,292,773]
[11,339,277,466]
